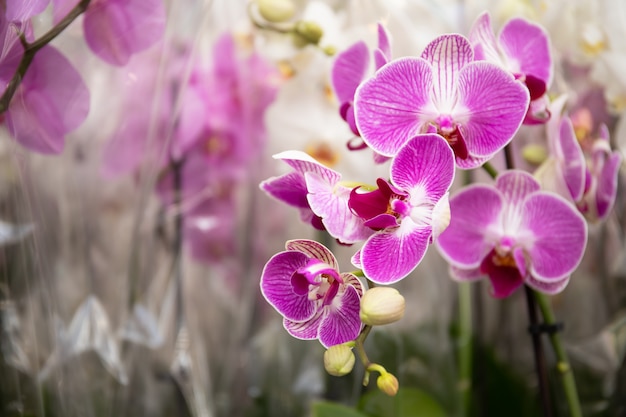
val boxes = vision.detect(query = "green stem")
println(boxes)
[457,282,472,417]
[0,0,92,113]
[481,162,498,179]
[534,292,583,417]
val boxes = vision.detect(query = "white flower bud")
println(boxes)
[257,0,295,23]
[323,344,355,377]
[360,287,405,326]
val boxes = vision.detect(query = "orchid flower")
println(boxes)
[260,150,371,244]
[469,12,552,124]
[348,134,455,284]
[354,34,529,168]
[437,170,587,298]
[331,23,391,137]
[260,239,363,347]
[53,0,166,66]
[577,125,622,222]
[1,15,90,154]
[535,96,622,222]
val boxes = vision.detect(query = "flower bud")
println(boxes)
[257,0,295,23]
[292,21,323,47]
[377,372,399,396]
[522,143,548,166]
[324,344,355,376]
[360,287,405,326]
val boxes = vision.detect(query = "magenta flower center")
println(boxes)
[430,115,469,160]
[290,259,343,304]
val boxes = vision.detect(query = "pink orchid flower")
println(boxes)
[260,239,363,347]
[348,134,455,284]
[354,34,529,168]
[53,0,165,66]
[470,12,553,124]
[437,170,587,298]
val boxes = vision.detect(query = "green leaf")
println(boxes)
[312,401,369,417]
[358,387,446,417]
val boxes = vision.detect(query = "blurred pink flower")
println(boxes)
[53,0,166,66]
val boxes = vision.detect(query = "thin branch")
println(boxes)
[0,0,92,113]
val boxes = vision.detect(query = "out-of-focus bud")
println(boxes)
[322,45,336,56]
[324,344,355,376]
[522,143,548,166]
[360,287,405,326]
[377,372,399,396]
[292,21,323,47]
[257,0,295,23]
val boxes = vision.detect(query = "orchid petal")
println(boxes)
[285,239,339,271]
[331,41,369,104]
[390,134,455,201]
[5,0,49,22]
[260,251,317,322]
[495,170,541,206]
[469,12,502,64]
[437,185,503,268]
[526,275,570,295]
[499,17,552,86]
[284,311,324,341]
[7,46,89,154]
[421,34,473,111]
[521,193,587,281]
[273,150,341,184]
[341,273,363,297]
[305,173,371,244]
[375,23,391,68]
[596,151,622,219]
[455,61,529,160]
[450,265,483,281]
[355,57,434,156]
[351,249,362,269]
[83,0,165,66]
[260,172,309,209]
[361,220,431,284]
[318,285,361,347]
[558,118,586,201]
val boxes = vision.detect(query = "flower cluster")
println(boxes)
[257,10,620,381]
[0,0,165,153]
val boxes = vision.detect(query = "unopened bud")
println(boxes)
[292,21,323,47]
[377,372,399,396]
[324,344,355,376]
[257,0,295,23]
[522,143,548,166]
[360,287,405,326]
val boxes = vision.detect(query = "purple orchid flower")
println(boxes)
[577,125,622,222]
[331,23,391,138]
[1,15,90,154]
[260,239,363,347]
[348,134,455,284]
[535,97,622,222]
[354,33,529,169]
[53,0,165,66]
[469,12,553,125]
[260,150,371,244]
[437,170,587,298]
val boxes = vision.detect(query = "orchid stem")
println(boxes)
[524,286,552,417]
[457,282,473,417]
[354,325,373,370]
[0,0,92,114]
[481,162,498,179]
[534,291,583,417]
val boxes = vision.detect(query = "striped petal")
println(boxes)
[285,239,339,271]
[318,285,361,347]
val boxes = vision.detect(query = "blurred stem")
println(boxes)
[524,286,552,417]
[171,158,186,332]
[534,292,583,417]
[354,324,373,386]
[0,0,92,114]
[457,282,472,417]
[481,162,498,179]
